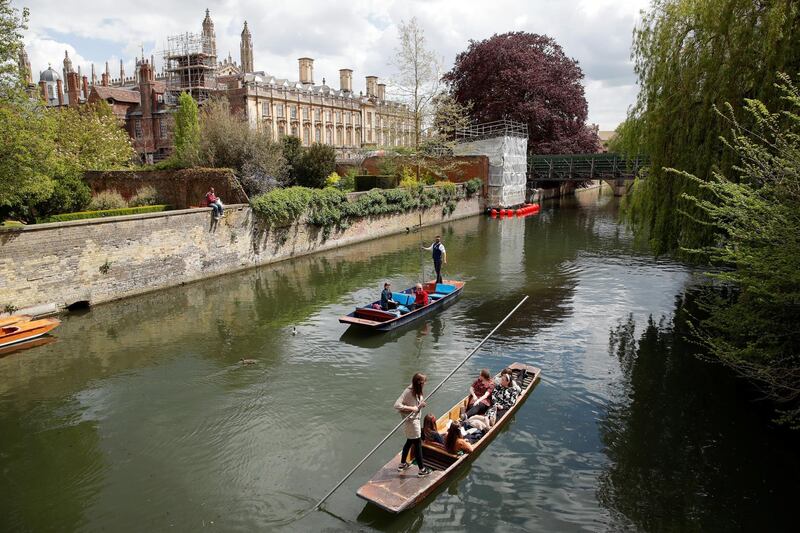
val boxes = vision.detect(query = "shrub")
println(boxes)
[44,205,170,223]
[355,174,399,191]
[325,172,341,188]
[339,169,357,192]
[464,177,482,196]
[89,190,127,210]
[129,185,159,207]
[376,157,399,177]
[250,186,314,226]
[281,136,303,186]
[296,143,336,188]
[399,167,419,188]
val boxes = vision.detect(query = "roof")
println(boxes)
[92,86,140,104]
[598,130,618,142]
[40,67,60,82]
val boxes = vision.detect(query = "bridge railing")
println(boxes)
[527,153,648,181]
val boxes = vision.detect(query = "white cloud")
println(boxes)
[16,0,649,129]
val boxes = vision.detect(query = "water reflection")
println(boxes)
[600,293,800,531]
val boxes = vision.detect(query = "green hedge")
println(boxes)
[250,182,470,238]
[43,205,171,223]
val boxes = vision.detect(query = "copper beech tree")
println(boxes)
[444,32,598,155]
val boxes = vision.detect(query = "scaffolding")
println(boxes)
[455,119,528,143]
[454,119,529,208]
[163,32,217,105]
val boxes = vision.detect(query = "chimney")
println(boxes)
[101,72,109,86]
[120,59,125,81]
[298,57,313,85]
[366,76,377,97]
[377,83,386,100]
[139,60,153,119]
[91,63,97,85]
[38,80,47,101]
[56,78,63,106]
[339,69,352,93]
[66,71,80,108]
[82,75,89,100]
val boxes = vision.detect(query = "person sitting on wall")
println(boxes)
[412,283,429,310]
[205,187,224,220]
[380,282,398,311]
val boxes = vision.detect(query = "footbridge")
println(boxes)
[528,153,647,196]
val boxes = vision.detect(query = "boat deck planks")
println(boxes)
[357,362,540,513]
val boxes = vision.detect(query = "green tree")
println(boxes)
[173,92,199,166]
[618,0,800,256]
[197,98,286,195]
[281,136,303,186]
[296,143,336,188]
[680,75,800,426]
[0,0,26,98]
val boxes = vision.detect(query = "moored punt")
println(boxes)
[0,315,31,328]
[0,317,61,349]
[339,280,465,332]
[357,362,541,513]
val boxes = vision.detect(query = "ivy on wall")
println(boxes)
[251,179,481,237]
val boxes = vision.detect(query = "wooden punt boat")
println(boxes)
[339,280,465,332]
[357,362,541,513]
[0,315,31,328]
[0,317,60,349]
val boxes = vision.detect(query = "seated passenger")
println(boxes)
[465,368,495,418]
[491,373,520,415]
[380,282,398,310]
[466,413,495,431]
[444,422,474,455]
[495,367,522,393]
[413,283,429,310]
[422,414,444,445]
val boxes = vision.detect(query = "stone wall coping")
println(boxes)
[0,204,250,234]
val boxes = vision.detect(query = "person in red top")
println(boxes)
[465,368,495,418]
[413,283,429,309]
[205,187,224,220]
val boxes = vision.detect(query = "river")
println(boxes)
[1,189,798,532]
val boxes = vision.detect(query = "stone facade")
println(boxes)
[0,193,482,310]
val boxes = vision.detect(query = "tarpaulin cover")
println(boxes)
[454,136,528,207]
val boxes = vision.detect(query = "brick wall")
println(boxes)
[0,194,482,310]
[83,168,249,209]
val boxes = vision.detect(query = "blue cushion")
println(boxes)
[430,293,445,300]
[435,283,457,294]
[394,293,415,306]
[397,305,410,314]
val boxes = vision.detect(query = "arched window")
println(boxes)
[303,126,310,145]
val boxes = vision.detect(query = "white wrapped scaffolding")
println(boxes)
[453,120,528,208]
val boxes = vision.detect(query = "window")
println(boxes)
[355,114,361,125]
[278,124,286,137]
[262,102,270,117]
[291,124,298,137]
[335,111,341,123]
[314,109,320,121]
[367,112,372,125]
[159,119,167,139]
[302,108,309,120]
[347,129,352,146]
[303,126,310,144]
[325,111,331,122]
[290,106,297,119]
[326,129,332,144]
[134,119,143,139]
[368,130,373,143]
[345,113,350,124]
[276,104,284,118]
[315,127,321,143]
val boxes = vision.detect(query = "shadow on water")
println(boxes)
[599,292,800,531]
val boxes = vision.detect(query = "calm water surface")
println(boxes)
[1,190,798,532]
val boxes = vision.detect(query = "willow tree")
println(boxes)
[619,0,800,256]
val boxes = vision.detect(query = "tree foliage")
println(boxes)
[678,76,800,426]
[0,0,26,98]
[173,92,200,166]
[618,0,800,255]
[198,98,286,196]
[444,31,599,155]
[281,136,303,186]
[295,143,336,189]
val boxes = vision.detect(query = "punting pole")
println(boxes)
[307,295,530,515]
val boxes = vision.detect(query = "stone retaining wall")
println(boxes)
[0,194,482,310]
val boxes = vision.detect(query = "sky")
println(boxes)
[16,0,651,130]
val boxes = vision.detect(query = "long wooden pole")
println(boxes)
[308,295,529,514]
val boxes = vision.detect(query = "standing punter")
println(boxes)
[422,235,447,284]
